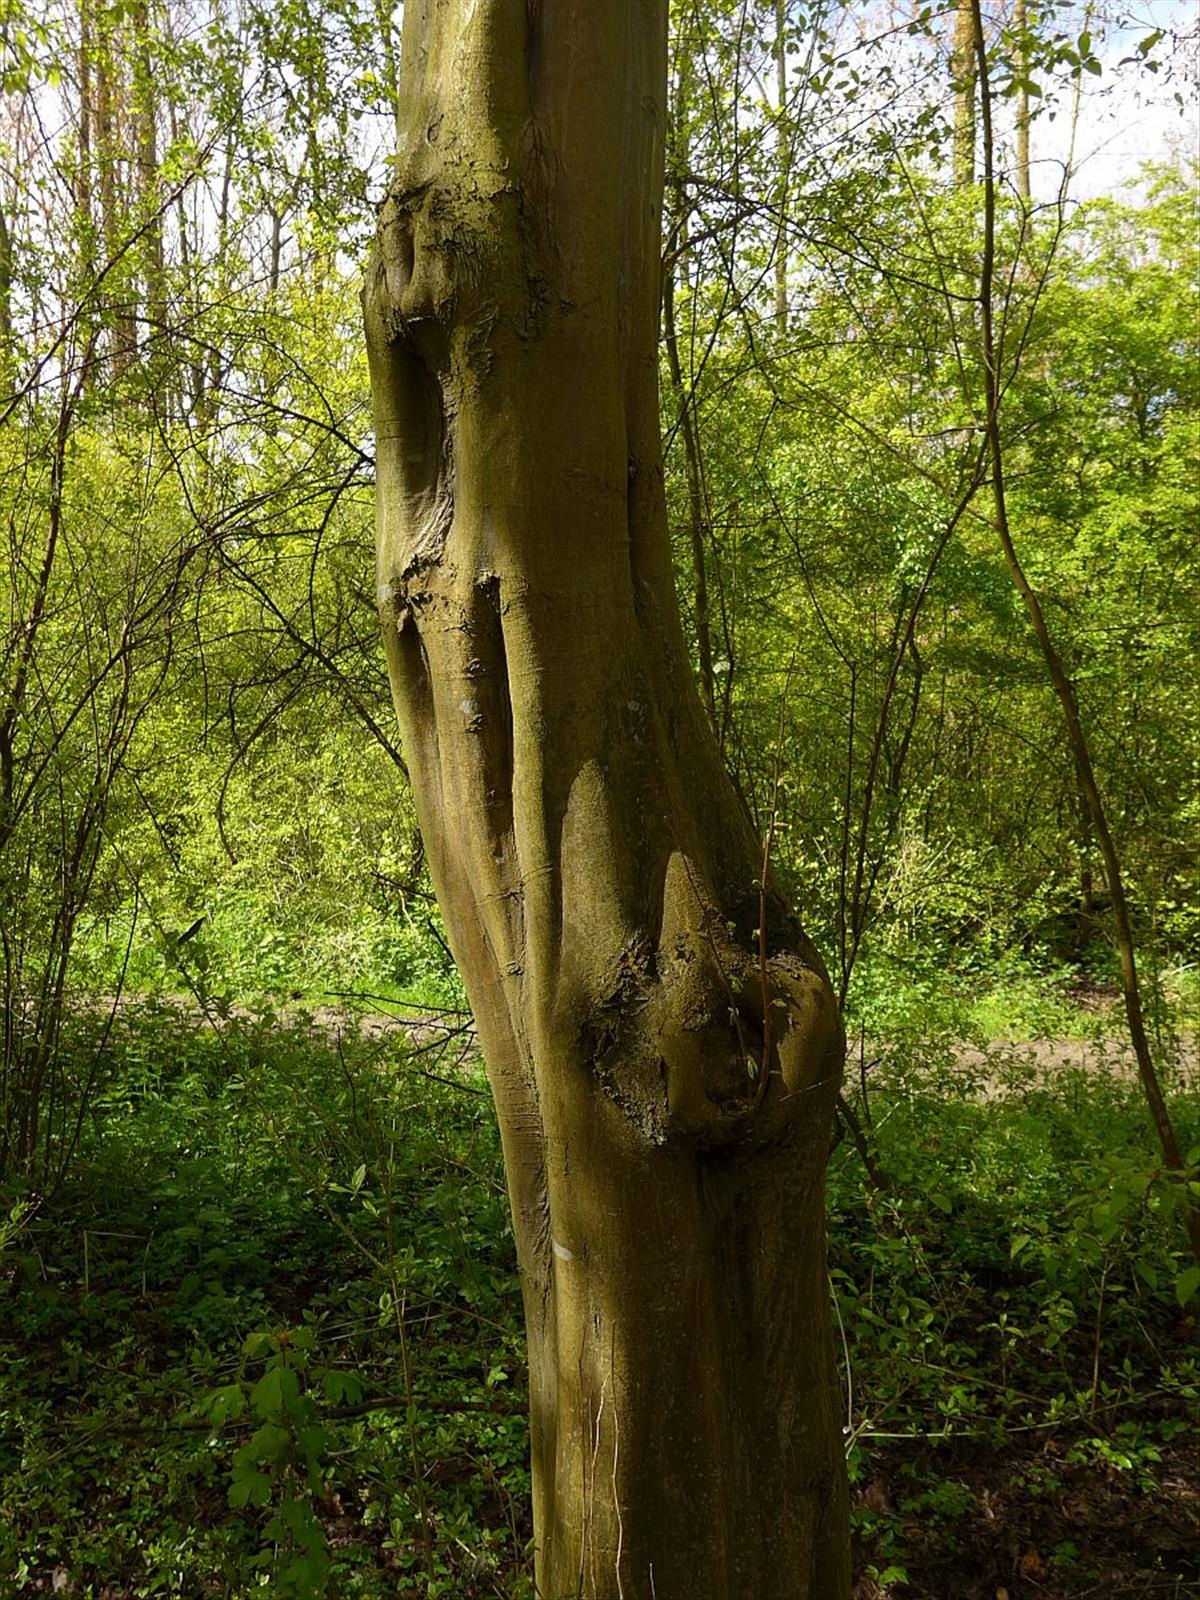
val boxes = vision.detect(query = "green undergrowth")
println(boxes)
[75,892,468,1014]
[848,940,1197,1049]
[0,1008,529,1599]
[1,996,1196,1598]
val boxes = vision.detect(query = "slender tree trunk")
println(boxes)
[0,199,12,388]
[131,0,165,338]
[268,209,283,296]
[663,253,717,732]
[664,55,717,729]
[198,139,236,419]
[971,0,1199,1260]
[952,0,976,186]
[78,0,96,268]
[165,90,204,417]
[95,9,137,365]
[95,25,118,251]
[1014,0,1031,201]
[364,3,851,1594]
[774,0,790,333]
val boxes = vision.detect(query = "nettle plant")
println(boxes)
[197,1325,363,1598]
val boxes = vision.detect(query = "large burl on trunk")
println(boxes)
[363,2,851,1594]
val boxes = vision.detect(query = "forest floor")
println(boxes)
[1,996,1196,1599]
[852,1431,1199,1600]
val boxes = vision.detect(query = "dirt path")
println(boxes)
[90,992,1198,1100]
[943,1031,1197,1094]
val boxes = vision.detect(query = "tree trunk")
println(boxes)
[774,0,790,334]
[0,198,12,388]
[78,0,96,269]
[94,7,137,366]
[131,0,165,339]
[363,3,851,1595]
[971,0,1199,1261]
[1014,0,1031,202]
[952,0,976,186]
[664,50,717,730]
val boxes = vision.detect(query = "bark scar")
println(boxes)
[581,930,841,1150]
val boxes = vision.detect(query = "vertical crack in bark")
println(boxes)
[467,572,521,970]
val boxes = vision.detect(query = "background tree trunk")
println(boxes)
[1014,0,1031,201]
[94,4,137,366]
[0,199,12,388]
[971,0,1200,1261]
[364,3,851,1595]
[664,47,717,731]
[774,0,791,333]
[77,0,96,270]
[131,0,164,341]
[952,0,976,186]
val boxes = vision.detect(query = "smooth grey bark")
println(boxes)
[364,3,852,1593]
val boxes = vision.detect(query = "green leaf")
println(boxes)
[1175,1265,1200,1307]
[242,1423,290,1463]
[229,1469,272,1508]
[205,1383,246,1426]
[321,1369,364,1404]
[252,1365,301,1418]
